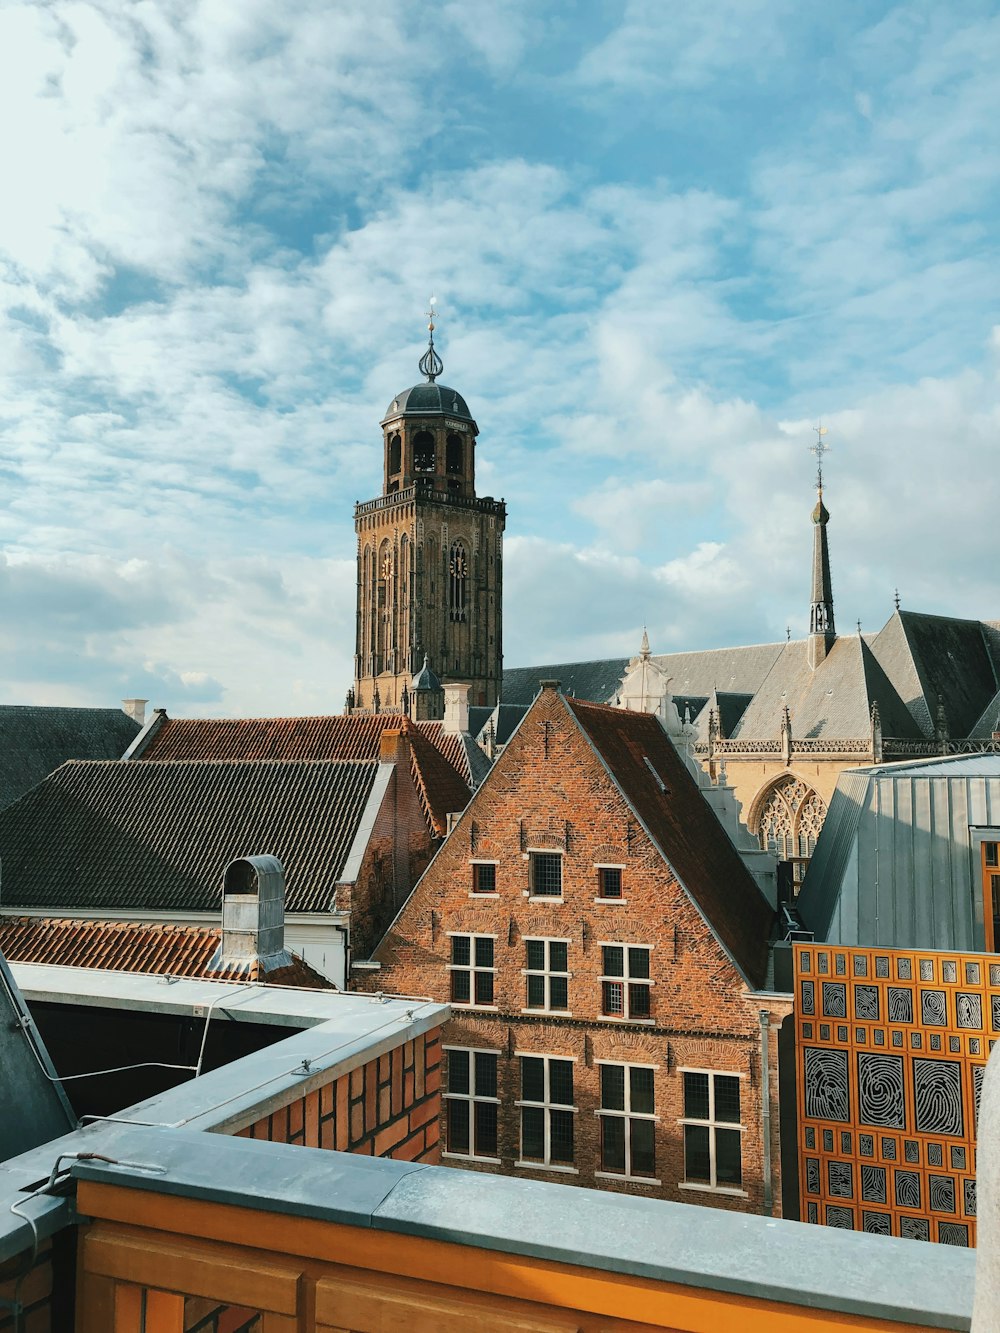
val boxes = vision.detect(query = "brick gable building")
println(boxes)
[365,682,790,1213]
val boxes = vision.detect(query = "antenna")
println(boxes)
[809,424,830,492]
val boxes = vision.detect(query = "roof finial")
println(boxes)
[640,625,650,658]
[893,588,901,611]
[786,625,791,642]
[418,296,443,383]
[857,618,862,635]
[810,423,830,495]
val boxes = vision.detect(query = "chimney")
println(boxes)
[212,855,292,976]
[379,727,410,765]
[122,698,148,725]
[443,682,471,735]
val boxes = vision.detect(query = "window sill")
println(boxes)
[468,893,500,899]
[450,1004,500,1013]
[678,1182,748,1198]
[515,1162,579,1175]
[594,897,628,905]
[526,896,564,904]
[595,1172,662,1186]
[520,1008,574,1018]
[599,1016,655,1026]
[442,1152,502,1166]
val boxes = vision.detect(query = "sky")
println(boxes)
[1,1,999,716]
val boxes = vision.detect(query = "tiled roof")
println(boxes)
[137,713,476,833]
[0,758,379,914]
[0,916,332,987]
[0,705,140,810]
[502,659,631,707]
[566,697,774,988]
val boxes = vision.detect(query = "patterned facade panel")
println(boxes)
[794,945,992,1247]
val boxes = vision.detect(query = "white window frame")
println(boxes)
[521,936,572,1015]
[469,858,499,897]
[514,1052,578,1174]
[442,1045,501,1164]
[595,1059,660,1185]
[526,848,563,901]
[598,942,654,1021]
[446,931,498,1009]
[594,862,626,903]
[677,1067,747,1197]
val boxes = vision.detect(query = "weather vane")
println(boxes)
[894,588,901,611]
[418,295,444,382]
[809,424,830,492]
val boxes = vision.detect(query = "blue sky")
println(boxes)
[1,1,998,714]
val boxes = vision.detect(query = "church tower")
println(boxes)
[807,426,836,670]
[352,311,506,715]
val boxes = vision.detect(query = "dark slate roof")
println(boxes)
[690,691,755,742]
[0,705,140,810]
[382,382,475,426]
[970,686,1000,739]
[502,659,630,707]
[566,697,774,988]
[869,611,1000,738]
[0,758,379,914]
[731,636,921,741]
[473,703,529,747]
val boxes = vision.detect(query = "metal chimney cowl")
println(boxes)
[213,854,293,975]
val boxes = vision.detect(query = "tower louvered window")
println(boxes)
[449,541,468,623]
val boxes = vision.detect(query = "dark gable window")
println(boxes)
[530,852,562,897]
[472,863,497,895]
[597,866,622,899]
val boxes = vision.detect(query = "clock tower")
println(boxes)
[352,313,505,715]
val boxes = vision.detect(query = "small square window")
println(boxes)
[530,852,563,897]
[597,867,622,898]
[472,863,497,894]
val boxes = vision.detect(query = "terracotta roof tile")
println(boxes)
[0,916,332,987]
[566,696,774,988]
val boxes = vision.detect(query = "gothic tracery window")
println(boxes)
[449,541,468,623]
[753,775,827,892]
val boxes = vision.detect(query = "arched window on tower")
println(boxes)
[449,541,468,623]
[752,775,828,894]
[388,433,401,475]
[413,431,435,472]
[446,434,463,475]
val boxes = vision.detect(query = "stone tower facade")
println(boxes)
[352,328,505,714]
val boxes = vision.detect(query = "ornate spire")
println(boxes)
[807,425,836,669]
[640,626,650,658]
[417,297,443,382]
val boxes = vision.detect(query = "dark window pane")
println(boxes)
[549,941,568,972]
[525,939,545,971]
[448,1049,470,1096]
[549,976,568,1010]
[986,842,998,867]
[599,867,622,898]
[603,945,624,977]
[684,1072,710,1121]
[447,1100,470,1154]
[601,1116,625,1173]
[716,1128,742,1185]
[451,971,471,1004]
[630,1066,655,1115]
[521,1106,544,1160]
[628,947,650,979]
[601,1064,625,1111]
[451,935,470,967]
[631,1118,656,1177]
[550,1109,575,1163]
[629,982,651,1018]
[474,970,494,1005]
[549,1060,574,1107]
[473,863,496,894]
[526,974,545,1008]
[715,1076,741,1124]
[521,1057,544,1103]
[602,980,624,1016]
[474,1100,498,1157]
[474,1052,497,1099]
[684,1124,711,1182]
[532,853,562,896]
[474,937,494,967]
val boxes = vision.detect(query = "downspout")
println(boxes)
[759,1009,773,1216]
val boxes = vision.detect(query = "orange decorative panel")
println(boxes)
[793,943,992,1247]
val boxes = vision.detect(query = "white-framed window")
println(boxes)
[529,850,562,898]
[470,861,498,895]
[523,938,570,1012]
[516,1054,576,1170]
[448,932,496,1006]
[679,1069,744,1191]
[597,1062,658,1181]
[600,944,652,1020]
[595,864,624,900]
[443,1047,500,1162]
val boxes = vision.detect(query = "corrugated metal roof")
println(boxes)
[0,758,380,914]
[0,705,140,810]
[0,917,332,986]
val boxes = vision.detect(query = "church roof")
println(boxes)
[382,382,475,427]
[0,705,140,810]
[502,658,631,707]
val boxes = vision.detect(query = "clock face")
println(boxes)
[450,551,467,578]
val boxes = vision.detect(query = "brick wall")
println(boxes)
[0,1241,56,1333]
[366,687,780,1213]
[235,1029,441,1165]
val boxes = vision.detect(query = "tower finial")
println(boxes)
[893,587,901,611]
[807,424,836,669]
[418,296,443,382]
[810,423,830,494]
